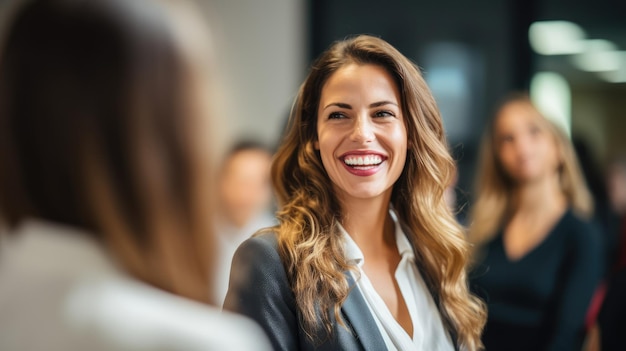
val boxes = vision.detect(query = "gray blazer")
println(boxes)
[224,232,458,351]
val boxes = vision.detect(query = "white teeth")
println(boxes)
[343,155,383,166]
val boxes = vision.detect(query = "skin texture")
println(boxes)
[315,63,407,203]
[314,63,413,336]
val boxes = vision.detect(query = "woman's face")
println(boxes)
[495,102,561,184]
[315,63,407,204]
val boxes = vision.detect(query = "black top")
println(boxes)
[470,210,603,351]
[597,267,626,351]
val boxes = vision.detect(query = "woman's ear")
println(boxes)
[314,140,320,150]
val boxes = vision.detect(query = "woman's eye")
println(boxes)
[373,110,394,118]
[328,112,346,119]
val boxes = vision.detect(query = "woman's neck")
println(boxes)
[512,173,567,217]
[339,192,394,255]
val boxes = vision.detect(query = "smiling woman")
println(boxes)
[315,63,407,201]
[224,35,486,351]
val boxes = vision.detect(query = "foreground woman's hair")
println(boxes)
[0,0,216,303]
[269,35,486,350]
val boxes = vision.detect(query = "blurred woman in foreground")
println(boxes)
[0,0,269,349]
[469,94,603,351]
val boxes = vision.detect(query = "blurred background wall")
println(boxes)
[199,0,307,152]
[201,0,625,211]
[2,0,621,206]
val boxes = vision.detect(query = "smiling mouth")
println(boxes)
[342,154,384,169]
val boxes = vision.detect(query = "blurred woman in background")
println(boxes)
[225,35,486,351]
[0,0,269,349]
[213,140,276,306]
[469,94,603,351]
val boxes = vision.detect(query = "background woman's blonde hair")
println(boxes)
[468,93,593,247]
[269,34,486,350]
[0,0,216,304]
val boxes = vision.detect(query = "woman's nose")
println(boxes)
[515,134,534,155]
[350,116,375,143]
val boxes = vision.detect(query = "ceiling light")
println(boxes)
[530,72,571,135]
[571,40,620,72]
[529,21,586,55]
[597,62,626,83]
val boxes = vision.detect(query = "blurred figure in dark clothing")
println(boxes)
[586,155,626,351]
[604,156,626,271]
[574,138,619,272]
[468,94,603,351]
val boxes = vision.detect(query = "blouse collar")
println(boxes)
[339,208,414,267]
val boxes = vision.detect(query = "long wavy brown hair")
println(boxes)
[269,35,486,350]
[0,0,216,303]
[468,93,593,247]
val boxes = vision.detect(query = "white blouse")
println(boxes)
[340,210,454,351]
[0,219,271,351]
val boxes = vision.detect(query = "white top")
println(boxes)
[0,219,271,351]
[340,210,454,351]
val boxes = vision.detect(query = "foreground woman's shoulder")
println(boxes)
[62,276,272,351]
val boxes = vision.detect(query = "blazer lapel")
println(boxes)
[341,273,387,351]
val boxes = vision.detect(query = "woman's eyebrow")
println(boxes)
[323,101,398,110]
[369,100,398,108]
[323,102,352,110]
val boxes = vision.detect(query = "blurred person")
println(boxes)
[574,137,617,273]
[585,155,626,351]
[213,140,275,306]
[468,94,603,351]
[0,0,270,350]
[225,35,486,351]
[605,155,626,271]
[571,138,613,336]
